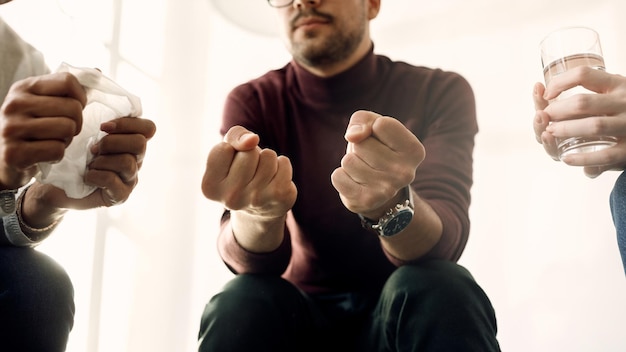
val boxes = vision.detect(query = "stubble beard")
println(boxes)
[290,23,365,69]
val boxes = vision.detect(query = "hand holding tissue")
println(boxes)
[35,63,143,199]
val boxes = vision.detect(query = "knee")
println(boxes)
[217,274,298,304]
[202,274,302,320]
[0,248,74,350]
[1,247,74,311]
[383,260,486,307]
[388,260,475,288]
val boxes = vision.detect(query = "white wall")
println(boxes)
[2,0,625,351]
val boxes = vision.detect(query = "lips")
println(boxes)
[293,16,330,29]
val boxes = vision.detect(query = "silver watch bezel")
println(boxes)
[359,186,414,237]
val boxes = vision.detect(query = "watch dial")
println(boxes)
[382,210,413,237]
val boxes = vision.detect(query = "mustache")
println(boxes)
[290,9,333,27]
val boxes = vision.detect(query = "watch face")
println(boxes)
[381,209,413,237]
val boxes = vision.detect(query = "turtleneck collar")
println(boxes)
[287,44,384,110]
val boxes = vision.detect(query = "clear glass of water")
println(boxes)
[540,26,617,159]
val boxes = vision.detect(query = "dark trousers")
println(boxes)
[0,247,75,352]
[198,260,500,352]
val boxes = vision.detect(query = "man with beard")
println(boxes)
[0,1,156,350]
[198,0,500,351]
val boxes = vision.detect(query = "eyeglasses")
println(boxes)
[267,0,294,8]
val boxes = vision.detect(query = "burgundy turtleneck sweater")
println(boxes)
[216,47,478,294]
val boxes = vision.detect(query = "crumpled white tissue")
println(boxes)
[35,62,142,199]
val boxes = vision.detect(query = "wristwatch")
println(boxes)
[359,186,414,237]
[0,189,17,216]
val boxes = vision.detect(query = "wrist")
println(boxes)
[359,186,414,238]
[231,210,287,253]
[16,185,64,241]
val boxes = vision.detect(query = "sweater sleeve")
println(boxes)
[384,70,477,264]
[217,211,292,275]
[214,83,293,275]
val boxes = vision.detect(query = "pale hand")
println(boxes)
[533,66,626,178]
[331,110,425,219]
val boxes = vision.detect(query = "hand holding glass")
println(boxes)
[540,26,617,159]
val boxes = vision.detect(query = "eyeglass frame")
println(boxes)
[267,0,295,8]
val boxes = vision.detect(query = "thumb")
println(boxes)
[223,125,260,151]
[344,110,381,143]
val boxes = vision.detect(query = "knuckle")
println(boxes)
[120,154,138,172]
[221,188,245,210]
[573,66,591,81]
[1,118,23,139]
[588,117,609,135]
[1,94,30,115]
[58,72,77,85]
[571,94,594,113]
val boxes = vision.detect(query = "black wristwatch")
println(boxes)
[359,186,414,237]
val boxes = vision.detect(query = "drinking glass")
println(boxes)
[540,26,617,159]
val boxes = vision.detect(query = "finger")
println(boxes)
[583,166,603,179]
[330,166,382,214]
[247,149,279,189]
[223,126,260,151]
[84,167,137,193]
[2,94,84,126]
[273,155,295,188]
[330,167,360,201]
[344,110,378,143]
[561,143,626,168]
[3,140,67,169]
[2,115,79,148]
[369,116,421,153]
[533,110,550,144]
[544,92,620,122]
[344,136,409,183]
[228,148,261,188]
[540,130,560,161]
[338,148,378,184]
[583,163,626,178]
[533,82,549,110]
[202,143,237,199]
[80,167,135,208]
[95,133,147,158]
[253,155,297,216]
[18,72,87,107]
[88,153,138,184]
[545,66,615,99]
[88,179,132,207]
[100,117,157,140]
[547,115,626,138]
[2,96,84,139]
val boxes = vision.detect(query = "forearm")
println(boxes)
[20,183,67,230]
[379,190,443,261]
